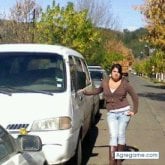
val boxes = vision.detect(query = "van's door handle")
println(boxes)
[79,95,83,101]
[77,93,84,101]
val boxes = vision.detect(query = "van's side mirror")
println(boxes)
[17,135,42,152]
[75,71,86,91]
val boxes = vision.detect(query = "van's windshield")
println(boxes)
[0,52,66,93]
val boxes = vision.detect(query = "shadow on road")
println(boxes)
[144,84,165,89]
[118,145,139,163]
[81,113,102,165]
[125,145,139,152]
[138,92,165,101]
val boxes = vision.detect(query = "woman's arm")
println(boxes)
[126,82,139,114]
[83,86,103,95]
[83,79,104,95]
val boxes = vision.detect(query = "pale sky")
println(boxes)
[111,0,145,31]
[0,0,145,31]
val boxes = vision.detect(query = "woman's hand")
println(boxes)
[78,89,86,94]
[78,89,84,93]
[127,111,135,116]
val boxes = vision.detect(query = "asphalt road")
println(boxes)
[82,74,165,165]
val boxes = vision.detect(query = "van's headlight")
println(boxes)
[31,117,72,131]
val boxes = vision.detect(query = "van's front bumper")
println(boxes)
[42,143,72,164]
[30,129,79,165]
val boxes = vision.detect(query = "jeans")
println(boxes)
[107,111,131,146]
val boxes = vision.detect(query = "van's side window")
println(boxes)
[69,56,76,91]
[81,60,91,85]
[74,57,83,72]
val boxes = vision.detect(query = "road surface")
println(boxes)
[82,74,165,165]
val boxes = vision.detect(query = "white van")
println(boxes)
[0,44,99,165]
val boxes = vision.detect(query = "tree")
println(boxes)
[136,0,165,50]
[122,28,148,58]
[105,39,134,61]
[6,0,41,43]
[36,2,102,61]
[134,49,165,78]
[75,0,118,29]
[149,50,165,73]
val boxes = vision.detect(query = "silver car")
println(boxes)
[88,66,108,108]
[0,125,46,165]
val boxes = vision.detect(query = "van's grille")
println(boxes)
[6,124,29,130]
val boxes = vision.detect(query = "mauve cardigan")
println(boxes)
[84,77,138,113]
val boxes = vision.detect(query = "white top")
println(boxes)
[110,88,115,93]
[110,105,130,112]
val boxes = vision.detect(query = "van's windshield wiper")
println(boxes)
[0,87,12,96]
[17,88,54,96]
[0,86,53,96]
[13,87,54,96]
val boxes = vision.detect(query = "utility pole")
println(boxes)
[144,44,150,56]
[32,9,35,43]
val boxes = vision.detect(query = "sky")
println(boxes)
[0,0,146,31]
[111,0,146,31]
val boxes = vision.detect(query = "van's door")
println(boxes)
[74,57,94,138]
[69,56,94,139]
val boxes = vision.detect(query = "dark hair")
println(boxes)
[110,63,122,79]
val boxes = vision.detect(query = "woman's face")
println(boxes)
[111,67,121,81]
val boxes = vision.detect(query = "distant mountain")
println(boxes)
[99,27,148,58]
[122,28,148,58]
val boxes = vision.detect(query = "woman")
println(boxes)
[83,63,138,165]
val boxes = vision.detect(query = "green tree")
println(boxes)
[149,50,165,73]
[35,2,101,60]
[123,28,148,58]
[134,50,165,77]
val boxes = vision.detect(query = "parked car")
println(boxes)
[0,125,46,165]
[88,66,108,108]
[91,83,100,121]
[88,65,103,70]
[0,44,99,165]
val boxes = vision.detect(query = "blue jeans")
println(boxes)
[107,111,131,146]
